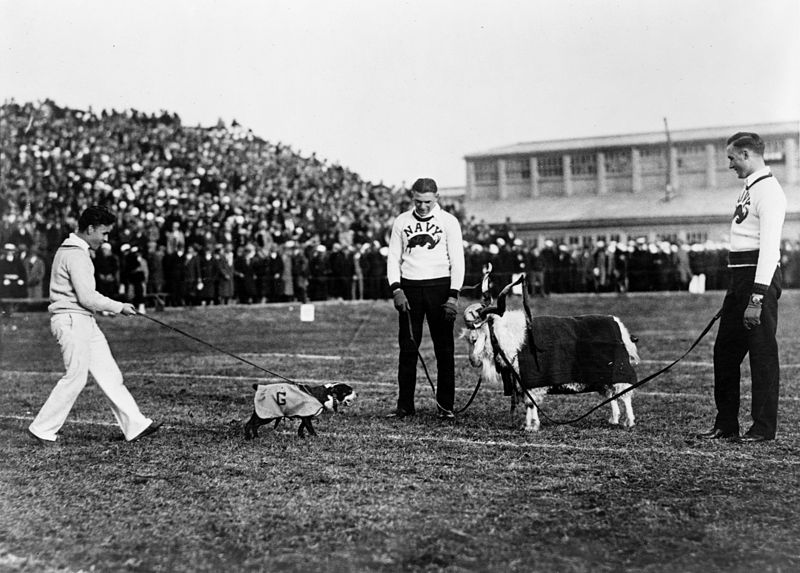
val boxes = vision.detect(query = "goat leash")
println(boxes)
[137,312,299,384]
[404,311,483,415]
[497,307,723,426]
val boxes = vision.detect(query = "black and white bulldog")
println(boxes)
[243,382,356,439]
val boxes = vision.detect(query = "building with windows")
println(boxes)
[463,121,800,247]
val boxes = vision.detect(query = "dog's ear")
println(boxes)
[252,383,258,390]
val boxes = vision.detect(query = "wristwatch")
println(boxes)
[750,294,764,306]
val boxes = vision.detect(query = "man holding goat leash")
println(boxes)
[696,132,786,444]
[28,205,161,446]
[386,178,465,420]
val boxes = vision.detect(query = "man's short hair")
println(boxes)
[78,206,116,231]
[411,178,438,194]
[727,132,765,156]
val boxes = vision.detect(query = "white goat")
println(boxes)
[461,272,639,432]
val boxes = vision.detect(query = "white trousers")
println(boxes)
[29,313,152,442]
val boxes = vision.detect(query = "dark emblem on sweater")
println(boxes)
[406,234,441,252]
[733,192,750,224]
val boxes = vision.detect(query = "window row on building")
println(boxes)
[473,139,798,185]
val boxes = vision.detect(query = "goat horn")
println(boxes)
[487,274,525,317]
[480,263,493,305]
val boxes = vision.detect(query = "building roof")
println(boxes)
[465,183,800,226]
[464,121,800,159]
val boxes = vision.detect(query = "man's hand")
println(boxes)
[120,303,138,316]
[442,297,458,321]
[393,289,410,312]
[743,295,762,330]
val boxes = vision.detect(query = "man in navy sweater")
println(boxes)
[386,178,465,419]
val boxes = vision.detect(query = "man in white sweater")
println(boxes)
[386,178,465,419]
[28,206,160,445]
[697,132,786,443]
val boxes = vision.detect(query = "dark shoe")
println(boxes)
[437,410,455,420]
[695,428,738,440]
[736,433,771,443]
[27,429,59,448]
[386,408,414,419]
[130,421,162,442]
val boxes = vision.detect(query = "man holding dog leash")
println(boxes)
[28,206,161,446]
[696,132,786,443]
[386,178,465,419]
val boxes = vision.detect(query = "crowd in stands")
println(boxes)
[3,99,800,310]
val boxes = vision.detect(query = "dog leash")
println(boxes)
[137,311,299,384]
[404,311,483,416]
[495,306,723,426]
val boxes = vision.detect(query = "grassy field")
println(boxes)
[1,292,799,572]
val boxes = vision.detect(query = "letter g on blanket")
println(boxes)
[243,382,356,439]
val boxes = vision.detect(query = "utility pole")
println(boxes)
[663,117,673,202]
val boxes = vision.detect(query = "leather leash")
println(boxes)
[137,311,299,384]
[405,310,483,416]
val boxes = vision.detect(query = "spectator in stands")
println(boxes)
[278,243,294,302]
[198,247,217,305]
[235,243,259,304]
[674,242,693,290]
[261,247,284,303]
[0,243,27,299]
[163,245,185,307]
[181,244,201,306]
[23,245,46,299]
[165,221,186,255]
[94,242,120,300]
[308,245,330,301]
[127,246,149,313]
[146,241,166,299]
[353,245,365,300]
[215,244,234,305]
[291,243,310,303]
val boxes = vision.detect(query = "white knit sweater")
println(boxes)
[387,204,465,293]
[728,166,786,291]
[48,234,125,316]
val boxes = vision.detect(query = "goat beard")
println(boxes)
[468,329,506,387]
[481,358,502,386]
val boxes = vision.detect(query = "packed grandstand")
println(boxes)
[2,99,800,309]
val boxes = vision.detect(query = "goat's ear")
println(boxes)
[252,383,259,390]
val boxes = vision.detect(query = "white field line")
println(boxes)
[5,369,800,401]
[2,413,797,465]
[203,352,343,361]
[119,353,800,370]
[369,433,800,465]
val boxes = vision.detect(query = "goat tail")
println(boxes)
[613,316,640,365]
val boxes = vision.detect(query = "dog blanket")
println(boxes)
[515,314,636,389]
[253,383,324,419]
